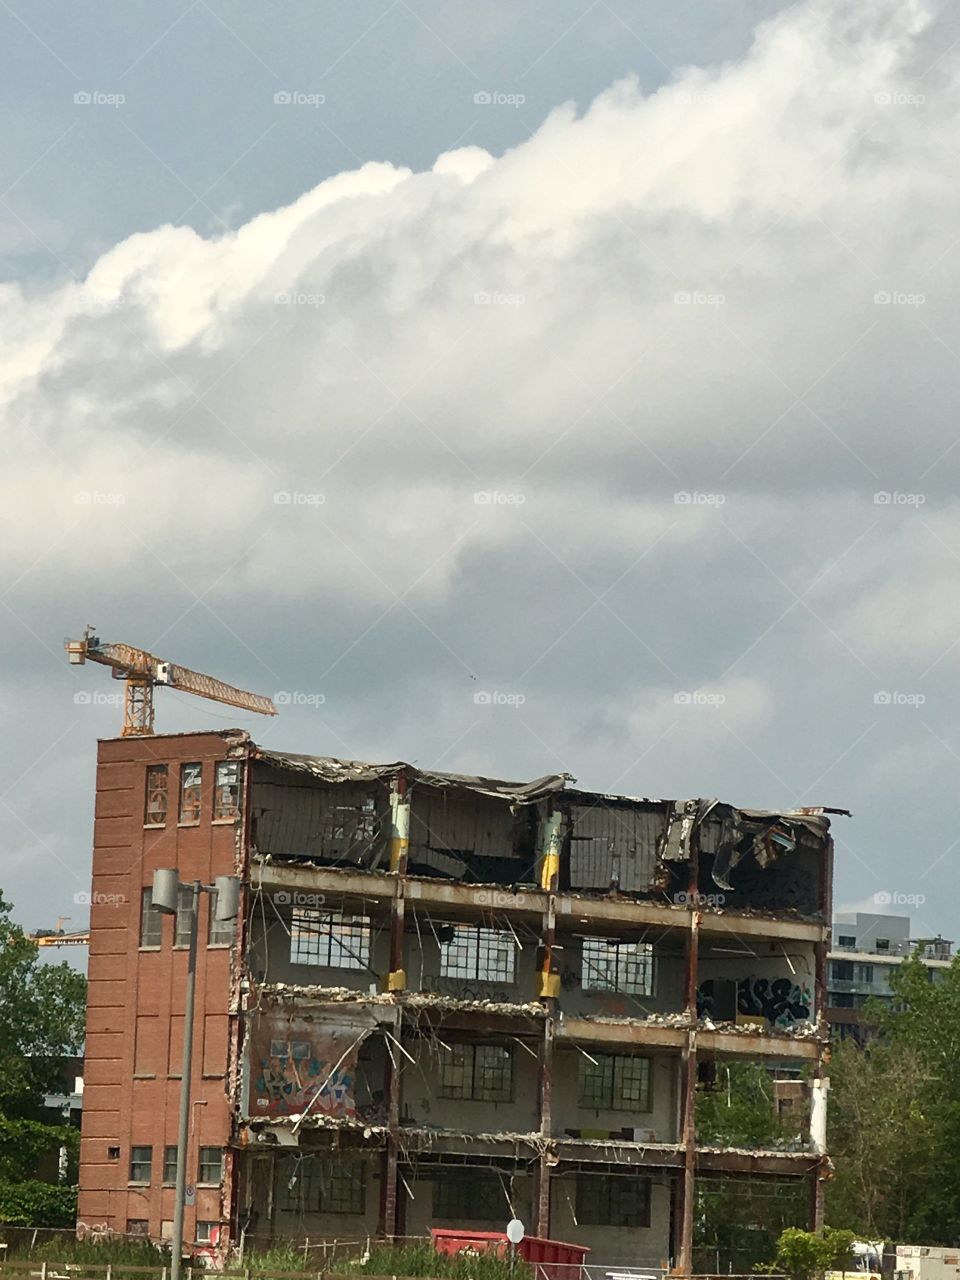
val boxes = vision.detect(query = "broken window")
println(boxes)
[140,887,162,948]
[179,762,202,823]
[129,1146,152,1183]
[581,938,654,995]
[578,1053,651,1112]
[289,909,370,970]
[207,887,236,947]
[440,925,516,984]
[576,1173,651,1227]
[277,1157,366,1214]
[213,761,242,820]
[126,1220,149,1237]
[144,764,168,825]
[434,1169,505,1220]
[439,1044,513,1101]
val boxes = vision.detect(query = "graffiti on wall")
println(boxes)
[697,976,812,1028]
[247,1005,378,1118]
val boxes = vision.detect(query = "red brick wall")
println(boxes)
[78,731,246,1241]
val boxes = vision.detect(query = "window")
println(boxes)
[144,764,168,825]
[179,762,202,823]
[837,934,856,948]
[140,887,162,948]
[440,925,516,984]
[582,938,654,996]
[439,1044,513,1101]
[208,888,236,947]
[578,1054,651,1112]
[195,1222,218,1244]
[129,1146,152,1183]
[833,993,854,1008]
[831,960,854,982]
[175,886,195,948]
[576,1173,651,1227]
[876,938,890,952]
[162,1146,177,1184]
[434,1169,505,1221]
[213,761,241,820]
[289,910,370,969]
[279,1157,366,1214]
[198,1147,223,1184]
[857,965,874,984]
[126,1220,149,1237]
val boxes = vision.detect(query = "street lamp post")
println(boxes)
[152,869,240,1280]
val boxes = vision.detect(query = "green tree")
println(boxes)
[0,890,87,1226]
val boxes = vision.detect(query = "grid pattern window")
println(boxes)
[129,1146,152,1183]
[439,1044,513,1101]
[319,1160,366,1214]
[213,761,241,820]
[576,1173,651,1227]
[278,1156,324,1212]
[831,960,854,981]
[162,1146,177,1184]
[289,910,370,970]
[207,888,236,947]
[440,925,516,984]
[581,938,654,995]
[195,1223,218,1243]
[140,887,162,948]
[578,1053,652,1112]
[179,762,202,823]
[198,1147,222,1184]
[144,764,168,825]
[175,886,195,948]
[434,1169,505,1221]
[857,965,874,983]
[126,1221,149,1237]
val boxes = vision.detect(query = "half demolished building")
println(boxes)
[78,730,840,1270]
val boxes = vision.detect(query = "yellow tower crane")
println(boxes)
[65,628,278,737]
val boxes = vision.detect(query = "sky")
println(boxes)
[3,0,960,952]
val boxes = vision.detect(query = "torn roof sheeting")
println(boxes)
[252,748,571,804]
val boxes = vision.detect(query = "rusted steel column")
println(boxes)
[678,829,701,1278]
[381,769,410,1239]
[537,1016,555,1235]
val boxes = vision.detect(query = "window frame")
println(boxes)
[439,924,517,986]
[581,937,654,996]
[174,886,195,949]
[434,1169,505,1221]
[197,1147,223,1186]
[288,909,371,970]
[577,1053,652,1113]
[576,1173,651,1228]
[140,887,162,949]
[129,1145,152,1184]
[178,762,203,825]
[213,760,242,822]
[207,888,236,948]
[162,1146,177,1185]
[144,764,169,827]
[439,1043,514,1102]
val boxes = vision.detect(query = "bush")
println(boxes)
[771,1227,857,1280]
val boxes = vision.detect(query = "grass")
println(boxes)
[329,1242,532,1280]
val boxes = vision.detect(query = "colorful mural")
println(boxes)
[697,975,812,1028]
[246,1005,378,1119]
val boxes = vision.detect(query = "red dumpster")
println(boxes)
[431,1228,589,1280]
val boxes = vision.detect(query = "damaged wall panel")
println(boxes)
[251,765,389,868]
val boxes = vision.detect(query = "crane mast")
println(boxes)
[65,629,278,736]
